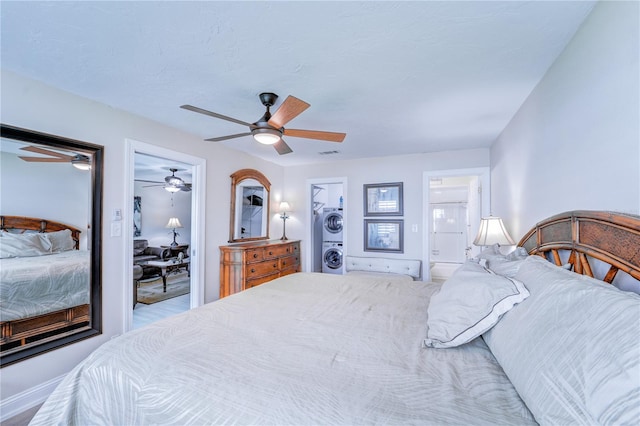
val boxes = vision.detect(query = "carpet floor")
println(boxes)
[137,272,190,305]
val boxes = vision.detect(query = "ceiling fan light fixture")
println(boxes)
[71,155,91,171]
[252,128,281,145]
[164,185,181,193]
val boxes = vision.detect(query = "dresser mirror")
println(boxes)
[229,169,271,243]
[0,124,103,366]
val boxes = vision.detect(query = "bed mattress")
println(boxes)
[31,272,536,425]
[0,250,90,321]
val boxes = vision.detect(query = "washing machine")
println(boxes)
[322,242,344,274]
[323,207,344,242]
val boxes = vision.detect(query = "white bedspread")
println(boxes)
[31,272,536,425]
[0,250,90,321]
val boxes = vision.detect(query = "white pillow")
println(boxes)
[483,255,640,424]
[46,229,76,252]
[484,246,529,277]
[0,231,52,258]
[424,261,529,348]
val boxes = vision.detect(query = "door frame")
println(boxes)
[305,177,347,273]
[422,167,490,282]
[123,139,206,331]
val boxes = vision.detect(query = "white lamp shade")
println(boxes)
[253,129,281,145]
[473,216,515,246]
[71,155,91,170]
[164,185,181,193]
[279,201,291,212]
[165,217,183,229]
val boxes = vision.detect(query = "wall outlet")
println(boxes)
[412,224,418,232]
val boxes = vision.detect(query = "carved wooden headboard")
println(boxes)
[518,210,640,284]
[0,215,82,250]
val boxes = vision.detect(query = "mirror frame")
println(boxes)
[228,168,271,243]
[0,124,103,367]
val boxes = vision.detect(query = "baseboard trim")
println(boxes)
[0,374,64,422]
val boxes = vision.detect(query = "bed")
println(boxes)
[0,216,90,354]
[30,211,640,425]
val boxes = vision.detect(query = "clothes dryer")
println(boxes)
[322,208,344,242]
[322,242,344,274]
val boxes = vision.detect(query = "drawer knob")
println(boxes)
[253,253,258,258]
[273,263,277,268]
[282,261,286,266]
[250,268,255,273]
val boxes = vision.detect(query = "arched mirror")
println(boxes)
[0,124,103,367]
[229,169,271,243]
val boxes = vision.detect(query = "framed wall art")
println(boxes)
[363,182,403,216]
[364,219,404,253]
[133,196,142,237]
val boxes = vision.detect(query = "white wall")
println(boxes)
[0,69,284,405]
[134,181,192,248]
[491,1,640,239]
[284,149,490,267]
[0,152,91,249]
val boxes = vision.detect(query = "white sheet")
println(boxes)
[31,272,536,425]
[0,250,90,321]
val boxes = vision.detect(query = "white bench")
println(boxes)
[345,256,422,280]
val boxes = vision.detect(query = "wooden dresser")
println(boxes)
[219,240,301,298]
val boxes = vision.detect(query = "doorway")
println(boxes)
[305,177,347,274]
[423,168,490,282]
[124,140,206,332]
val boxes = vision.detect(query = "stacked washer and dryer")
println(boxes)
[322,207,344,274]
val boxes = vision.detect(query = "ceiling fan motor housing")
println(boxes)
[258,92,278,108]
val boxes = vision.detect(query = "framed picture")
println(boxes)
[364,219,404,253]
[363,182,403,216]
[133,196,142,237]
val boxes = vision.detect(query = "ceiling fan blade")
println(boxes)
[268,96,310,129]
[283,129,346,143]
[204,132,252,142]
[20,146,75,161]
[273,139,293,155]
[18,156,70,163]
[180,105,254,128]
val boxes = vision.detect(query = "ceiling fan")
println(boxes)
[19,146,91,170]
[142,168,192,192]
[181,92,346,155]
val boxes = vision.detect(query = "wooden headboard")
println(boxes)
[518,210,640,284]
[0,215,82,250]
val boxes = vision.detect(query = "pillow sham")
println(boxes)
[483,246,530,277]
[46,229,76,252]
[0,231,52,258]
[483,255,640,424]
[424,261,529,348]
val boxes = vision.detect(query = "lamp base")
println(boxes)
[280,216,288,241]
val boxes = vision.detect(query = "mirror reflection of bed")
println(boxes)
[0,125,102,366]
[0,216,90,353]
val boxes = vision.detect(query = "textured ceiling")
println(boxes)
[1,1,596,167]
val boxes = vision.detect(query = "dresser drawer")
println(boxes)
[245,248,264,263]
[279,254,300,270]
[245,260,279,278]
[246,272,279,289]
[263,243,295,259]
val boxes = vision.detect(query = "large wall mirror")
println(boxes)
[0,124,103,366]
[229,169,271,243]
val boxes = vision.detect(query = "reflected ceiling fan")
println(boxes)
[19,146,91,170]
[142,168,192,192]
[181,92,346,155]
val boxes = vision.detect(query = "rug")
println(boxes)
[137,273,190,305]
